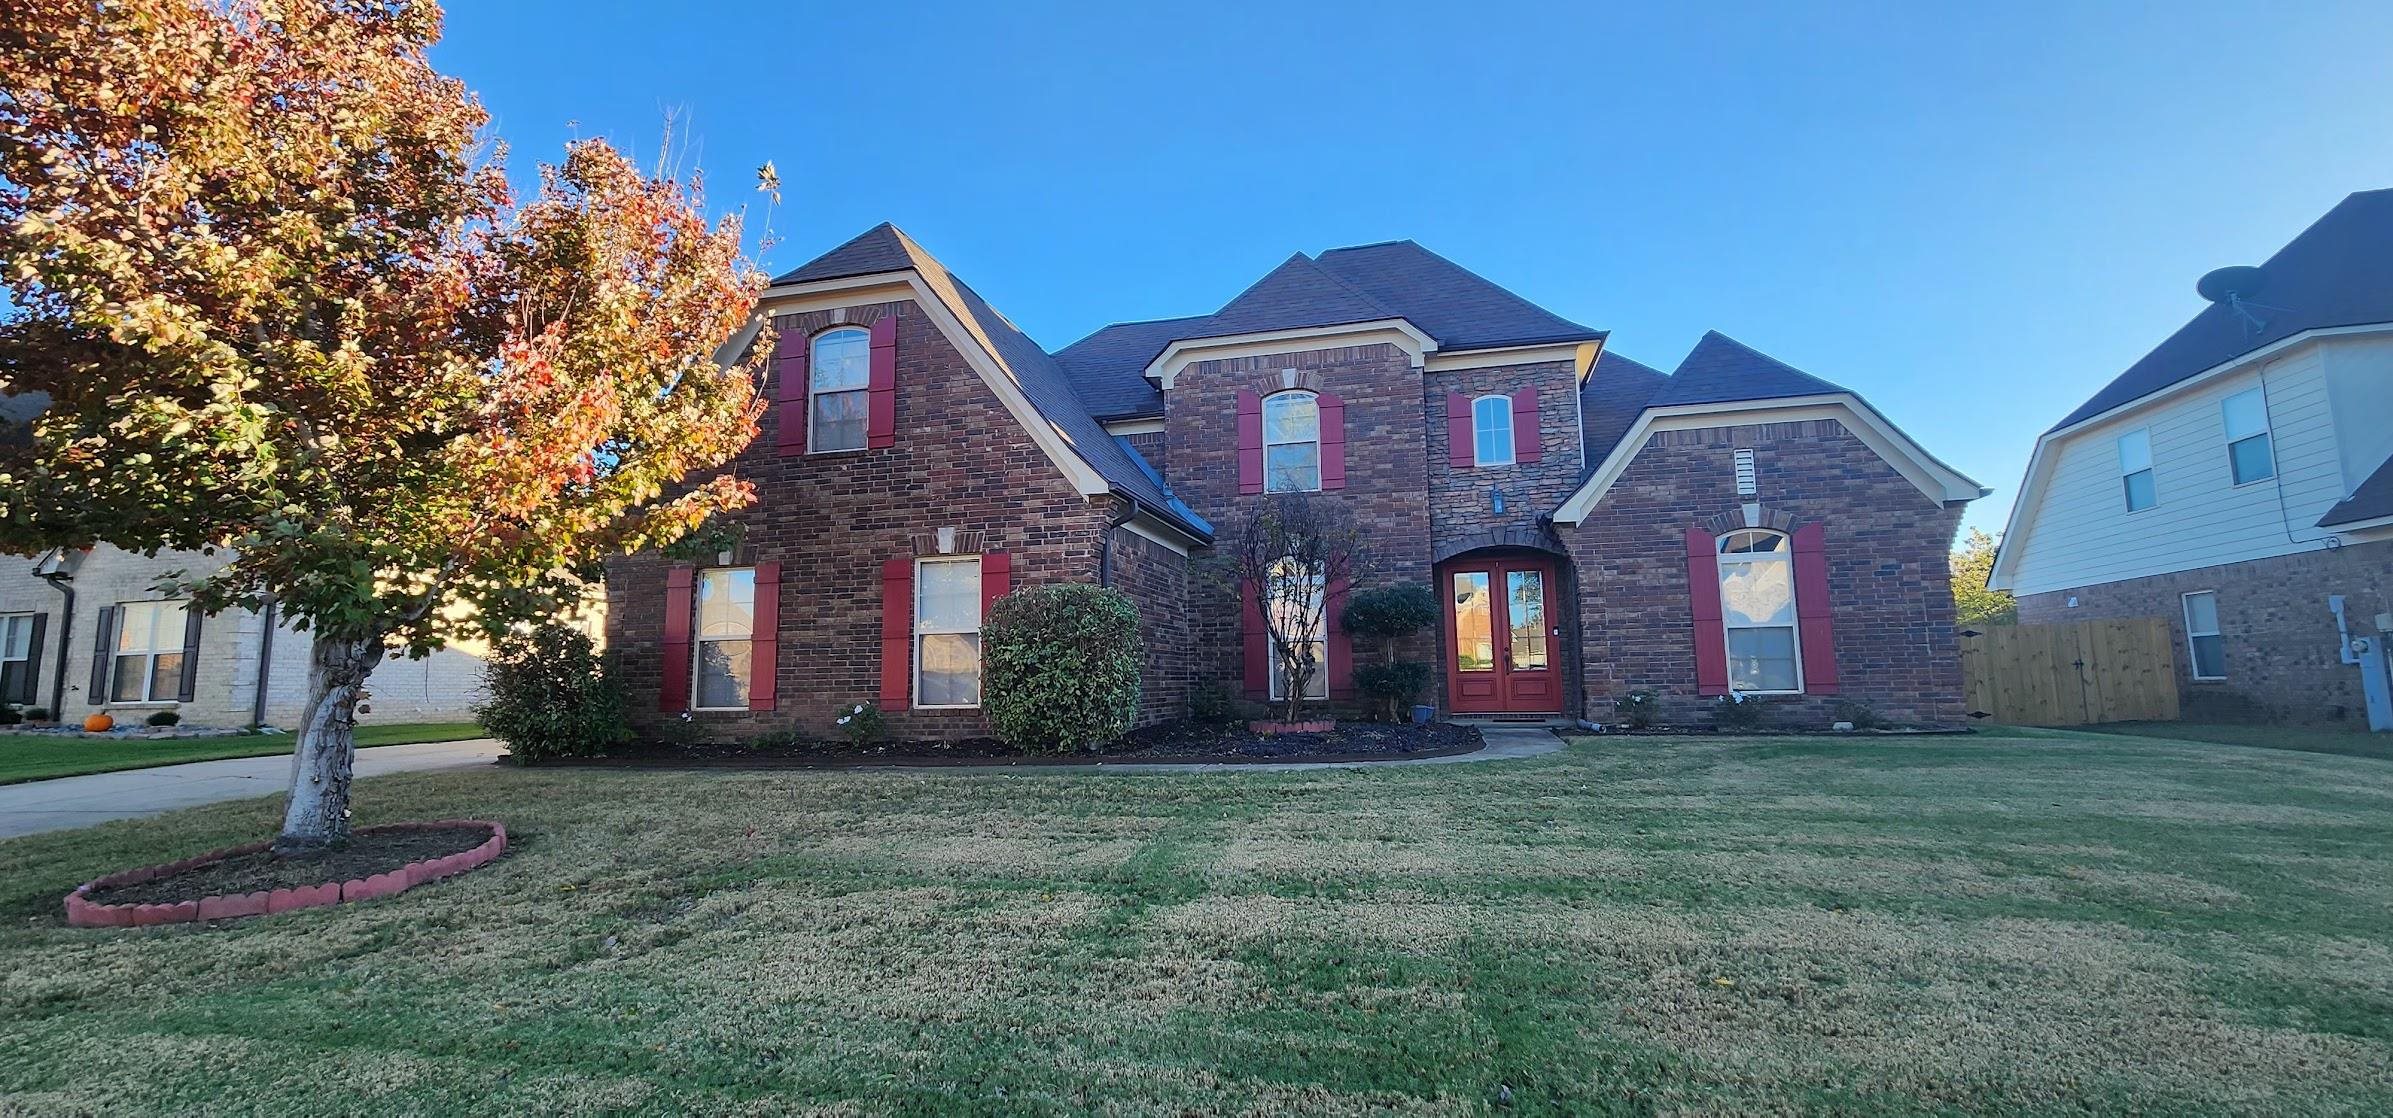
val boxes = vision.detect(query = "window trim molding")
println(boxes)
[1717,530,1804,696]
[1260,389,1323,494]
[2181,589,2227,681]
[2220,387,2276,488]
[806,325,873,456]
[2116,427,2158,514]
[1470,394,1516,468]
[107,599,187,706]
[912,555,984,710]
[689,566,759,711]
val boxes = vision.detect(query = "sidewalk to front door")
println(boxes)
[1442,555,1561,714]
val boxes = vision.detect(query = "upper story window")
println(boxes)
[809,328,871,453]
[111,599,187,703]
[2222,388,2274,486]
[1717,530,1800,693]
[693,568,756,710]
[1263,392,1320,493]
[2117,429,2156,512]
[915,557,983,708]
[1471,395,1515,467]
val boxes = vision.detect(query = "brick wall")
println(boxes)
[2015,540,2393,724]
[1103,524,1192,726]
[1120,430,1165,473]
[1563,419,1968,727]
[606,298,1118,742]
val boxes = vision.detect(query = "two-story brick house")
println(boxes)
[606,224,1985,737]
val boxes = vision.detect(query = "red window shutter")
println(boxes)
[1242,578,1269,699]
[1236,390,1264,495]
[1792,522,1840,694]
[1446,392,1473,469]
[747,561,780,711]
[775,323,809,456]
[980,551,1012,615]
[1511,386,1541,463]
[1317,392,1346,490]
[660,566,694,711]
[879,558,912,710]
[1326,576,1353,699]
[1684,529,1730,697]
[867,314,897,449]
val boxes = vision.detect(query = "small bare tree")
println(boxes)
[1224,494,1363,724]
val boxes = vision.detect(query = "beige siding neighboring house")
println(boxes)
[1,545,490,727]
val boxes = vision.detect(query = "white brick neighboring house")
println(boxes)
[0,545,492,728]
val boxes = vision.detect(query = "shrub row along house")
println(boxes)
[1990,189,2393,723]
[606,226,1986,737]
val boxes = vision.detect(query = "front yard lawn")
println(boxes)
[0,721,487,785]
[1,729,2389,1113]
[2067,719,2393,762]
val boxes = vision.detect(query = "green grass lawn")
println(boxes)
[0,721,487,785]
[1,730,2389,1114]
[2064,719,2393,761]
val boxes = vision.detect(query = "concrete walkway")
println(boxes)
[0,738,506,840]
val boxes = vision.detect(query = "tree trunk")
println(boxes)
[274,632,380,856]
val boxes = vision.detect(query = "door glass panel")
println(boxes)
[1452,572,1493,672]
[1506,570,1548,670]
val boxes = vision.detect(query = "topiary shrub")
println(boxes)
[983,583,1142,753]
[1340,584,1440,720]
[475,621,632,763]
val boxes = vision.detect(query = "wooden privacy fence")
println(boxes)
[1959,617,2181,725]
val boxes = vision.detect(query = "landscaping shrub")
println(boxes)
[983,583,1142,752]
[833,701,886,746]
[145,710,181,727]
[1341,584,1439,720]
[1187,680,1235,724]
[475,621,632,763]
[1832,699,1884,730]
[1712,692,1768,732]
[1613,689,1660,729]
[23,707,47,721]
[0,706,19,726]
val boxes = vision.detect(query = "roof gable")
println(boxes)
[1578,350,1668,466]
[2053,188,2393,431]
[2318,455,2393,529]
[1315,241,1601,349]
[1206,254,1396,335]
[1648,331,1850,407]
[771,222,922,285]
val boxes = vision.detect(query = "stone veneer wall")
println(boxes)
[2015,540,2393,724]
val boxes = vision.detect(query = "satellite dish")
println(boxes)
[2197,265,2267,304]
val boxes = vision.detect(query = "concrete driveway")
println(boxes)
[0,738,506,840]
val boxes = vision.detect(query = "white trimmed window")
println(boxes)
[915,557,983,707]
[1472,395,1514,467]
[693,568,756,710]
[111,600,187,703]
[2222,388,2274,486]
[809,327,871,453]
[2117,429,2156,512]
[0,614,36,704]
[1265,557,1328,701]
[1262,392,1321,493]
[1718,530,1801,693]
[2182,591,2225,680]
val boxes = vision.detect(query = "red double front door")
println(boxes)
[1442,556,1560,713]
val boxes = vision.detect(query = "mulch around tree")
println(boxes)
[87,826,494,906]
[538,720,1487,770]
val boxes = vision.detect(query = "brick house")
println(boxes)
[607,225,1985,737]
[1989,189,2393,724]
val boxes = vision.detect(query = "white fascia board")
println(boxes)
[1985,323,2393,590]
[1422,342,1583,372]
[1144,319,1435,389]
[1117,513,1196,556]
[748,271,1112,497]
[1103,417,1165,436]
[1552,395,1984,525]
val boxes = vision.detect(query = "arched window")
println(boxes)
[809,327,871,452]
[1471,395,1514,467]
[1717,529,1801,693]
[1262,391,1320,493]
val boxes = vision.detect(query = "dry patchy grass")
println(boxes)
[1,731,2390,1114]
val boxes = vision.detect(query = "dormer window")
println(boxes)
[1472,395,1515,467]
[809,327,871,453]
[1263,391,1321,493]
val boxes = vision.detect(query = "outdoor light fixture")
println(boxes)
[1490,487,1506,515]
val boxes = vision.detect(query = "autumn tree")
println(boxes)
[1221,494,1363,724]
[1951,528,2017,628]
[0,1,765,852]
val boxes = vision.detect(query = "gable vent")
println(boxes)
[1734,449,1758,496]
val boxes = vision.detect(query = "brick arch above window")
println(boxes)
[1701,505,1804,537]
[1241,368,1328,397]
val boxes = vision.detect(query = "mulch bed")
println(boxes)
[538,720,1487,770]
[88,825,492,906]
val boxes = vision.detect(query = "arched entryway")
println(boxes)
[1436,548,1566,715]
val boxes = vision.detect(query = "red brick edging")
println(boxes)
[63,820,506,929]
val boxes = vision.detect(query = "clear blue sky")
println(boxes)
[434,1,2393,538]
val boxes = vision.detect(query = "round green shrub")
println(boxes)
[475,621,632,763]
[145,710,181,727]
[983,583,1143,753]
[1339,584,1439,646]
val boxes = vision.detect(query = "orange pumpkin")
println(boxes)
[82,713,114,733]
